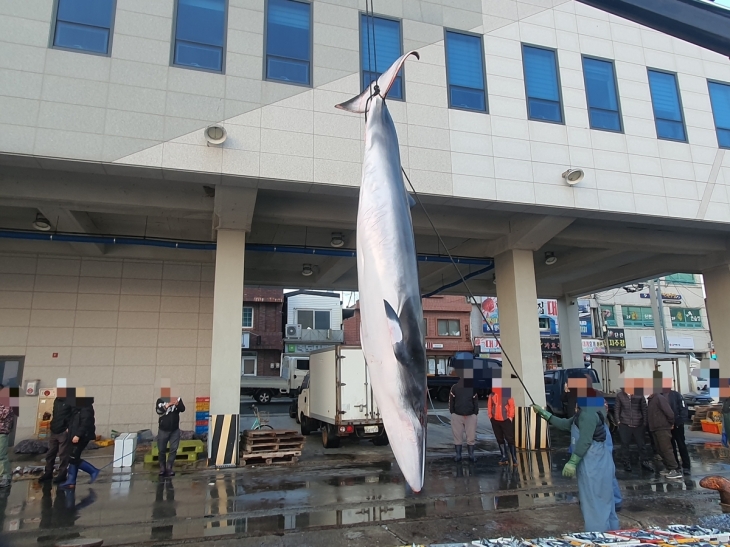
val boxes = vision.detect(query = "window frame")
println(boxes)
[443,27,489,114]
[669,308,703,329]
[437,319,461,337]
[358,12,405,102]
[521,43,565,125]
[600,305,618,327]
[581,54,623,133]
[49,0,118,57]
[296,309,331,330]
[707,79,730,150]
[242,306,254,329]
[170,0,229,74]
[263,0,313,87]
[647,67,688,143]
[241,352,257,376]
[622,306,654,328]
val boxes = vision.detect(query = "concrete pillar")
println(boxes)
[210,229,246,416]
[494,249,545,407]
[704,265,730,375]
[557,296,584,368]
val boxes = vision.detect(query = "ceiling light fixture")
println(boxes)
[330,232,344,248]
[562,168,584,185]
[544,252,558,266]
[301,264,313,277]
[32,213,51,231]
[204,124,227,146]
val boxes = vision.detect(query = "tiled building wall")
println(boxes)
[0,252,213,440]
[3,1,729,223]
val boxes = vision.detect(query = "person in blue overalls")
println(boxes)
[533,381,619,532]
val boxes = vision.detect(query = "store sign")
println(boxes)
[541,336,561,354]
[285,343,331,354]
[582,339,606,354]
[475,337,501,353]
[607,328,626,349]
[641,336,695,350]
[482,297,593,338]
[432,343,444,349]
[670,308,702,328]
[639,292,682,304]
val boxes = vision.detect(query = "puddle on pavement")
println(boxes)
[4,436,730,545]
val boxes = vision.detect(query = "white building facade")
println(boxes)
[1,0,730,445]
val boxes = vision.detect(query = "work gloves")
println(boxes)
[562,454,581,478]
[531,404,552,422]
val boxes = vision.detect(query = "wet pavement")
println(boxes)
[2,424,730,547]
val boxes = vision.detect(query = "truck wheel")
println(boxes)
[300,414,312,435]
[255,390,272,404]
[437,387,450,403]
[289,402,298,420]
[372,432,389,446]
[322,424,340,448]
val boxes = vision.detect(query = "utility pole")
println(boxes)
[648,279,666,352]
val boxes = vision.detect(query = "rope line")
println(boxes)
[401,167,536,406]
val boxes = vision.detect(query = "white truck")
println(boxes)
[297,346,388,448]
[240,355,310,404]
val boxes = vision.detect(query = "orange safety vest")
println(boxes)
[487,391,515,421]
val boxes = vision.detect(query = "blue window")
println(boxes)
[266,0,311,85]
[708,80,730,148]
[647,69,687,142]
[522,45,563,123]
[360,15,402,99]
[445,31,487,112]
[173,0,227,72]
[52,0,116,55]
[583,57,622,132]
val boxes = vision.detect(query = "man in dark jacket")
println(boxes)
[664,387,690,473]
[39,396,73,483]
[647,383,682,479]
[449,379,479,462]
[614,378,651,472]
[156,397,186,476]
[59,396,100,490]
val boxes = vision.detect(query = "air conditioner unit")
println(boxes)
[286,324,302,339]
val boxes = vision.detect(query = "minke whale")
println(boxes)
[336,51,427,493]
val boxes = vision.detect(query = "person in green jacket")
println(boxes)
[532,379,619,532]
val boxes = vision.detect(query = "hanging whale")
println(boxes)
[336,51,427,493]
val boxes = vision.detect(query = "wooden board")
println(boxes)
[241,429,304,454]
[240,450,301,466]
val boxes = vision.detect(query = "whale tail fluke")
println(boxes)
[335,50,419,114]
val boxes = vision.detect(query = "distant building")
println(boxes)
[242,288,284,377]
[343,295,474,374]
[595,274,712,358]
[283,290,344,355]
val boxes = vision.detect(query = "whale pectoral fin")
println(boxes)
[407,194,416,208]
[384,298,425,370]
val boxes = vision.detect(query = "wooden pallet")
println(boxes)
[241,429,304,454]
[239,449,301,466]
[691,404,723,431]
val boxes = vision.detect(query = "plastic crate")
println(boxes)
[195,411,210,420]
[701,420,722,434]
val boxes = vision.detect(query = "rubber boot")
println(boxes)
[79,460,100,484]
[165,464,175,477]
[498,443,509,465]
[53,471,67,484]
[58,464,78,490]
[467,445,477,462]
[454,445,462,462]
[509,445,518,467]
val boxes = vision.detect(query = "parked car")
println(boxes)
[683,391,714,417]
